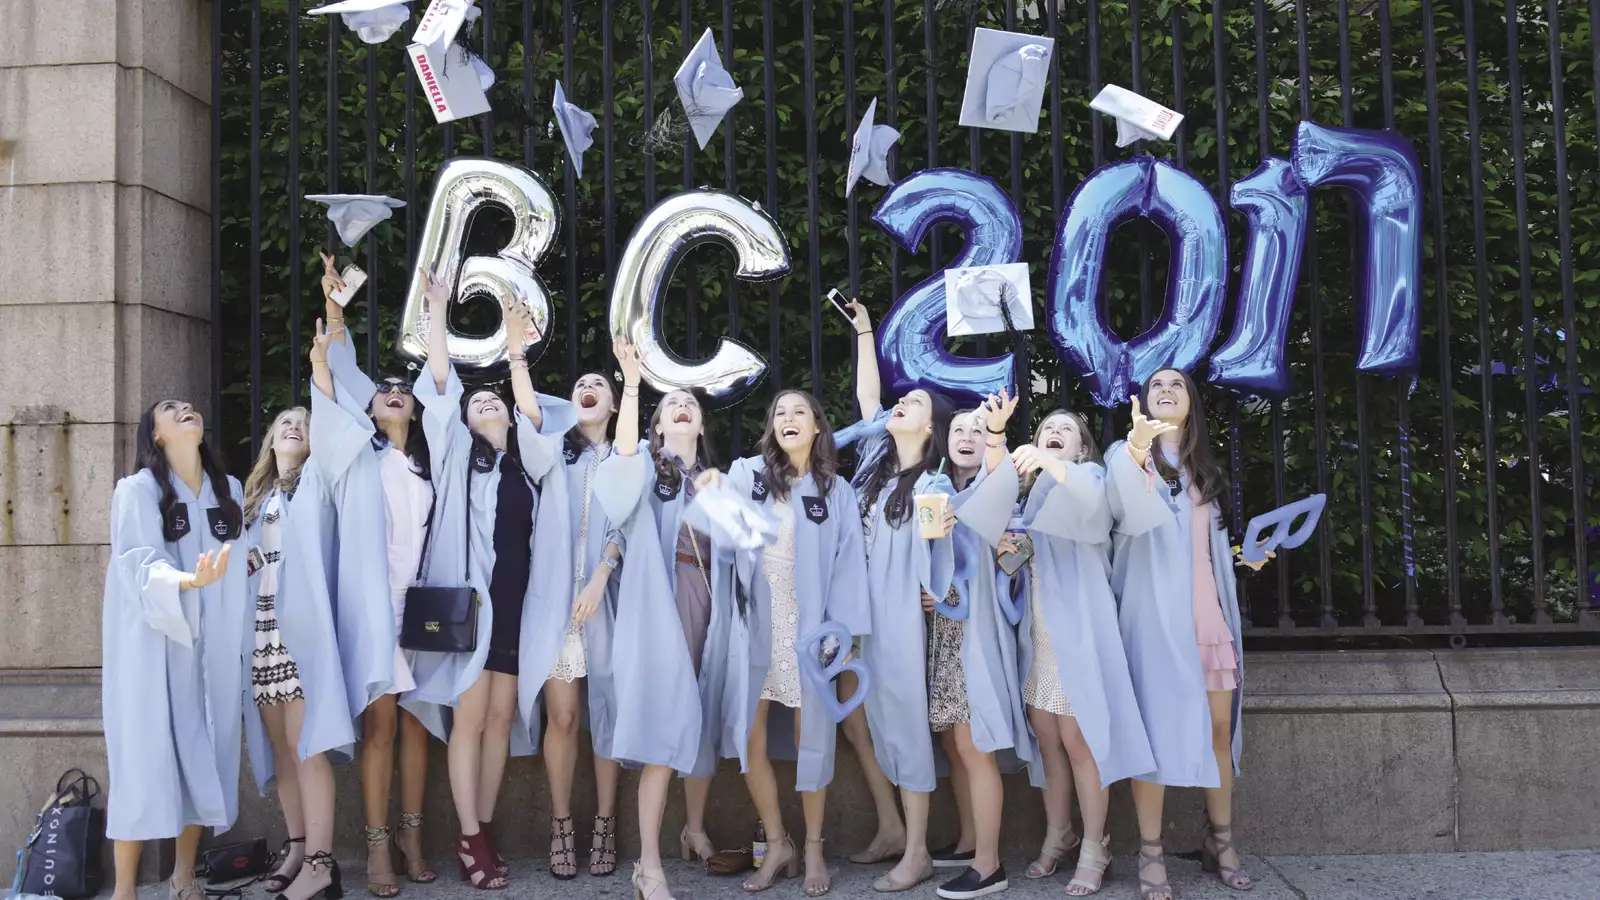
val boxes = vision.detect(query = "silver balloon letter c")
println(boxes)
[397,157,561,374]
[610,191,791,404]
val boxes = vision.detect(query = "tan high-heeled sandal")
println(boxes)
[679,826,715,863]
[363,826,400,898]
[741,836,799,893]
[631,863,676,900]
[1065,835,1112,896]
[802,838,831,897]
[1202,824,1254,891]
[1025,829,1081,879]
[394,813,437,884]
[1137,839,1173,900]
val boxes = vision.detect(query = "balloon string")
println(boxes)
[1229,416,1243,538]
[1399,422,1416,579]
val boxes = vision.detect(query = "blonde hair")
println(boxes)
[244,407,309,524]
[1021,408,1099,496]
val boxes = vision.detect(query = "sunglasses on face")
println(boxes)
[376,382,414,396]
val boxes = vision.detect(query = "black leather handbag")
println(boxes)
[198,838,271,883]
[400,470,479,653]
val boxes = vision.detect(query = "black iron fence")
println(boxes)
[214,0,1599,640]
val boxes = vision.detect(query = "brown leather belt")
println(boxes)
[676,551,701,566]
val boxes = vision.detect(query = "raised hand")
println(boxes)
[186,544,232,590]
[1127,395,1179,451]
[982,388,1020,434]
[319,251,345,301]
[500,295,541,355]
[1012,444,1068,484]
[693,468,724,492]
[1233,541,1277,572]
[613,337,642,386]
[310,317,336,368]
[418,266,451,317]
[845,299,873,335]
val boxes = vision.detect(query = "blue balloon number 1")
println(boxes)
[870,168,1025,405]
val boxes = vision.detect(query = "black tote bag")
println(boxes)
[18,769,105,898]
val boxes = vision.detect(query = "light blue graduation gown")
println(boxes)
[401,364,575,756]
[714,457,871,792]
[1104,441,1244,788]
[967,460,1156,787]
[592,445,714,775]
[561,441,625,760]
[253,338,404,788]
[101,470,251,840]
[848,424,956,794]
[946,472,1033,763]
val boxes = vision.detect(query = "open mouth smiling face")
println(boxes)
[572,373,614,422]
[886,389,933,437]
[772,393,817,452]
[1037,413,1082,461]
[657,390,703,437]
[153,400,205,447]
[1147,369,1190,423]
[466,390,509,433]
[947,410,985,466]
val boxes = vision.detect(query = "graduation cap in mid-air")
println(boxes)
[958,27,1056,134]
[673,28,744,150]
[943,262,1035,338]
[305,194,406,246]
[412,0,476,51]
[552,80,599,178]
[307,0,412,45]
[845,97,900,197]
[690,481,779,552]
[1090,84,1184,148]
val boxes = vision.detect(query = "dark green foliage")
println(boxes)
[218,0,1599,630]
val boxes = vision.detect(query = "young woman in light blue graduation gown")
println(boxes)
[699,389,871,897]
[590,341,728,900]
[969,402,1156,896]
[102,398,247,900]
[836,304,966,895]
[1104,369,1267,899]
[541,367,628,881]
[403,275,574,890]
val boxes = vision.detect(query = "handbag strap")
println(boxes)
[413,460,474,585]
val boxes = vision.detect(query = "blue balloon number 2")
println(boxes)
[870,168,1025,405]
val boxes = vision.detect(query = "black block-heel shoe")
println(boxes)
[275,850,344,900]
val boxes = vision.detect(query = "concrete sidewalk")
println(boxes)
[153,849,1600,899]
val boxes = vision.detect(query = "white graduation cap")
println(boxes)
[691,482,779,552]
[958,27,1055,134]
[1090,84,1183,148]
[943,262,1034,337]
[305,194,406,246]
[845,97,900,197]
[307,0,412,44]
[673,28,744,150]
[407,39,491,123]
[552,80,599,179]
[412,0,475,50]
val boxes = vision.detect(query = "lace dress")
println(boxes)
[1021,556,1072,716]
[252,490,305,707]
[759,498,802,708]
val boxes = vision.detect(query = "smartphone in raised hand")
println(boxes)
[330,265,367,307]
[826,287,854,323]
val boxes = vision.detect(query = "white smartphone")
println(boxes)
[330,265,367,307]
[826,288,854,323]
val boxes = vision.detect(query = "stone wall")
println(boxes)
[5,649,1599,884]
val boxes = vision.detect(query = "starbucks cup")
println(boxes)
[915,492,950,539]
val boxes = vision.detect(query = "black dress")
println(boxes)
[486,451,534,675]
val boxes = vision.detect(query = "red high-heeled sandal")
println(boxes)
[456,831,507,891]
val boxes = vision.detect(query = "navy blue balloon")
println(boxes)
[870,168,1025,405]
[1291,120,1422,376]
[1209,158,1309,396]
[1045,157,1228,407]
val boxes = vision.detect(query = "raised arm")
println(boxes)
[612,338,643,455]
[420,266,452,393]
[308,316,336,403]
[502,296,546,428]
[979,389,1018,473]
[846,299,882,421]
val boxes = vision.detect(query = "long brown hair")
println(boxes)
[1022,407,1100,497]
[134,399,240,542]
[647,389,717,492]
[757,389,838,500]
[1140,369,1226,505]
[244,407,309,524]
[860,391,954,527]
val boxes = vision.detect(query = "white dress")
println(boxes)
[550,443,609,683]
[759,498,802,708]
[253,490,305,706]
[1021,556,1072,716]
[379,447,430,694]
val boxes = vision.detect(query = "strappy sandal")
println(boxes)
[456,831,507,890]
[632,862,676,900]
[802,838,831,897]
[264,837,307,894]
[169,879,205,900]
[1202,824,1255,891]
[277,851,344,900]
[589,815,618,877]
[394,813,437,884]
[1024,829,1081,879]
[679,826,715,863]
[478,819,507,877]
[1138,838,1173,900]
[741,835,799,893]
[1065,835,1112,896]
[363,826,400,898]
[549,815,577,881]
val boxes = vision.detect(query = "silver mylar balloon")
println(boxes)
[609,190,791,405]
[396,157,560,375]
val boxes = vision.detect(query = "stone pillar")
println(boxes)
[0,0,213,879]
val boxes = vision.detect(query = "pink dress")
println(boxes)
[1188,485,1238,692]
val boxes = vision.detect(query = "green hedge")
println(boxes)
[218,0,1599,630]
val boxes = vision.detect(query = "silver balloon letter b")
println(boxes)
[397,157,561,374]
[610,191,791,404]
